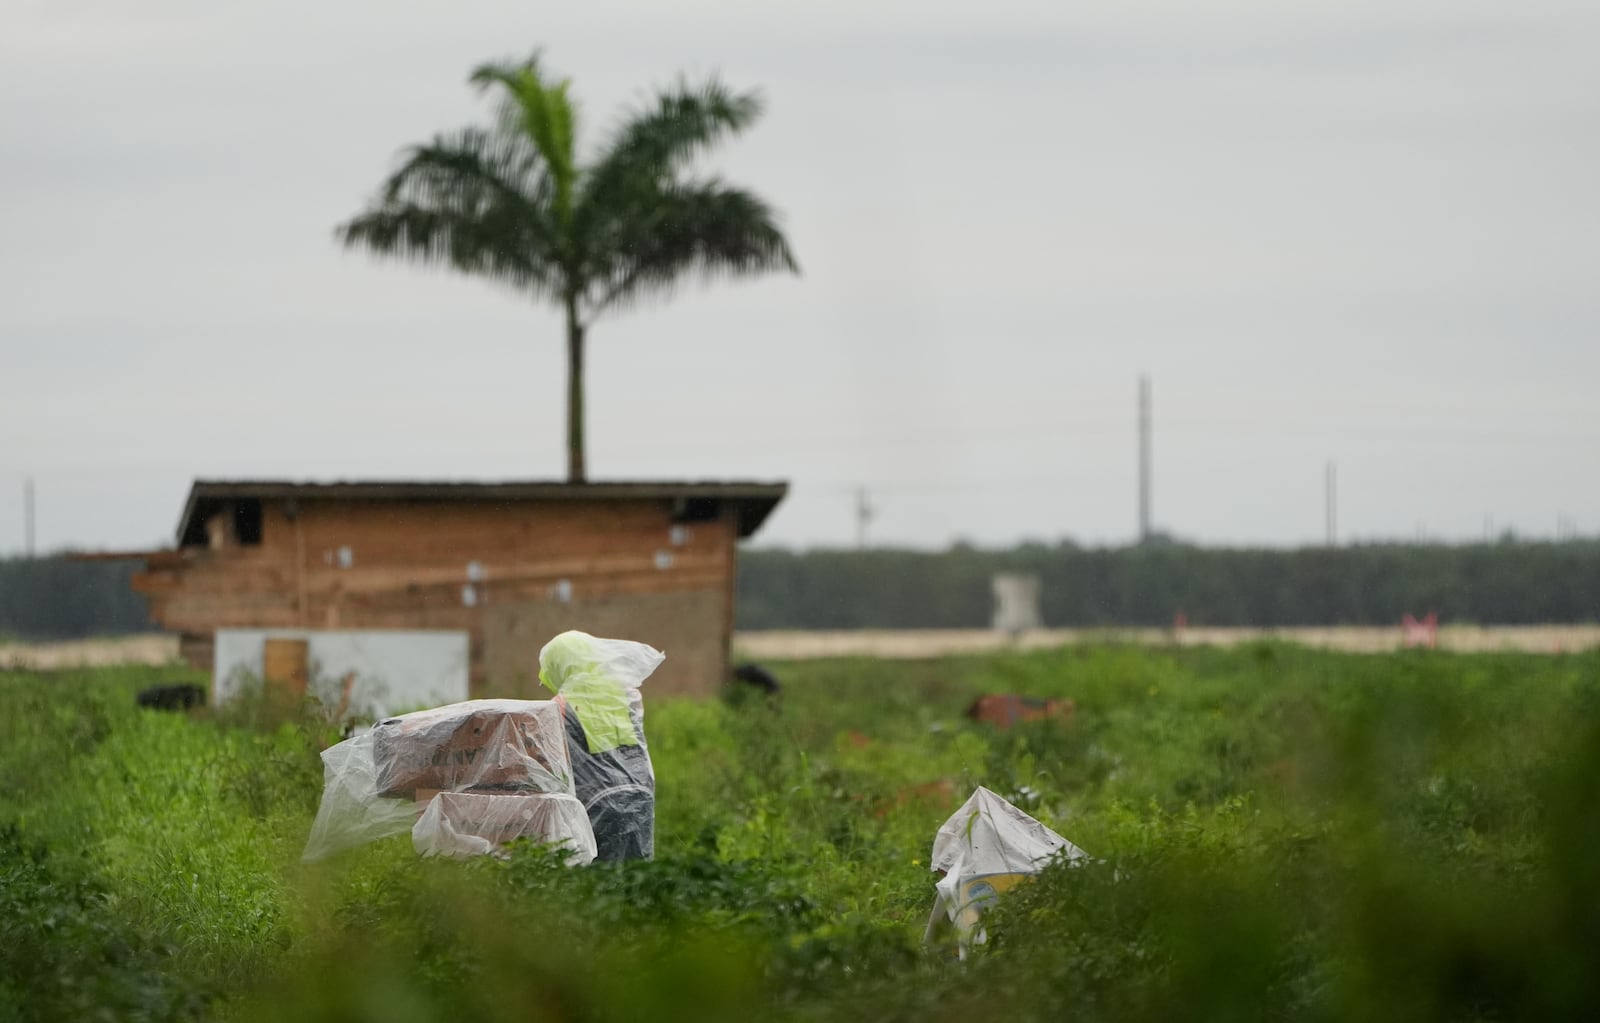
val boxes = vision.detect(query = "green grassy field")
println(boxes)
[3,644,1598,1021]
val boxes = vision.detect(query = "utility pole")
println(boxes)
[1138,374,1151,543]
[23,476,35,558]
[855,487,875,549]
[1324,461,1337,546]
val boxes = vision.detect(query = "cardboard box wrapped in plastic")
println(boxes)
[302,699,587,862]
[413,791,597,862]
[371,700,570,796]
[301,632,663,864]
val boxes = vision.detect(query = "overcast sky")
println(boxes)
[2,0,1596,553]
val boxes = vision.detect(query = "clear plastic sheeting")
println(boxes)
[923,786,1089,957]
[414,791,596,863]
[370,700,571,797]
[539,631,664,861]
[301,632,662,864]
[302,699,582,862]
[302,731,419,861]
[302,633,659,864]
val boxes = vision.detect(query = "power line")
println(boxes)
[601,415,1600,462]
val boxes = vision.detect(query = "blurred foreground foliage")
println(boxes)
[1,644,1597,1021]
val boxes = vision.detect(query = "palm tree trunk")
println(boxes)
[565,296,586,483]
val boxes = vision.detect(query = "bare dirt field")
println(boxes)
[0,634,180,670]
[734,625,1600,660]
[4,625,1596,672]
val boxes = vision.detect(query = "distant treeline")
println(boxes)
[4,541,1597,641]
[0,556,148,641]
[735,540,1600,629]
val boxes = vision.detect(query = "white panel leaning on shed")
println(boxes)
[213,629,471,720]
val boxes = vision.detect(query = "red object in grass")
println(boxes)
[965,694,1075,730]
[1401,612,1439,649]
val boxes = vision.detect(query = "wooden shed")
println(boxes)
[131,480,787,698]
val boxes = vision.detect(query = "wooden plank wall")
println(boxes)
[483,590,727,699]
[133,504,301,629]
[133,498,739,694]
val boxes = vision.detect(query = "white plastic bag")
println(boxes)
[924,787,1089,957]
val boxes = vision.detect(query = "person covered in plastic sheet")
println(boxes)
[538,630,664,862]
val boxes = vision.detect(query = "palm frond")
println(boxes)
[373,128,543,210]
[337,204,561,299]
[471,55,578,225]
[584,178,799,315]
[336,128,563,298]
[579,78,762,219]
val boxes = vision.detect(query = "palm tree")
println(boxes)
[337,54,798,482]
